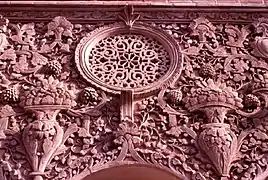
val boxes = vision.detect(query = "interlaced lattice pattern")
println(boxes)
[88,34,170,88]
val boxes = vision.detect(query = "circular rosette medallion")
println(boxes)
[75,23,182,96]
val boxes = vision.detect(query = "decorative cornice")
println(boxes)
[0,1,268,7]
[0,5,267,23]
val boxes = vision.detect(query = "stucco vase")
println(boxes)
[198,123,237,180]
[22,105,69,180]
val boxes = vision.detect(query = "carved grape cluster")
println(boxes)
[199,64,216,78]
[80,87,99,105]
[45,60,62,75]
[260,72,268,88]
[0,88,19,104]
[244,94,260,109]
[166,89,182,105]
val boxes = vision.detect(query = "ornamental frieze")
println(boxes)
[1,5,268,180]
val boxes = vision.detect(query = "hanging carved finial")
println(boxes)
[118,5,140,28]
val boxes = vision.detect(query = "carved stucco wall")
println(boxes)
[1,3,268,180]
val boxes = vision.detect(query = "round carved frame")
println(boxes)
[75,23,183,96]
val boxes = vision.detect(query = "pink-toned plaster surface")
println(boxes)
[82,165,181,180]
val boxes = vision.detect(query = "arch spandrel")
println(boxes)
[0,4,268,180]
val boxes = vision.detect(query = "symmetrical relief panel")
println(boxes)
[1,5,268,180]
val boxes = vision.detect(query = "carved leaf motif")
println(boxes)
[21,23,35,36]
[11,23,36,44]
[78,127,90,137]
[62,124,79,143]
[12,56,28,73]
[253,131,268,140]
[132,136,143,146]
[31,52,48,66]
[0,117,8,138]
[233,74,246,82]
[43,138,53,154]
[0,49,16,61]
[62,30,72,38]
[53,145,68,157]
[46,16,73,38]
[40,44,50,53]
[60,43,70,53]
[198,125,237,177]
[0,105,15,117]
[10,34,21,44]
[234,60,249,73]
[166,126,183,138]
[118,6,140,27]
[0,33,9,53]
[26,137,38,157]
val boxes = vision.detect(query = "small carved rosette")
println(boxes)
[198,123,237,179]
